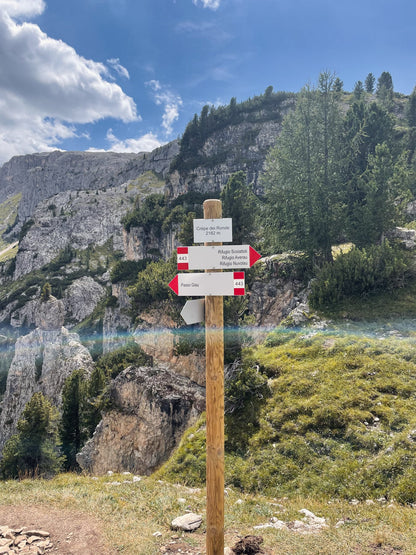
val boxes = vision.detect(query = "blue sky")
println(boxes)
[0,0,416,165]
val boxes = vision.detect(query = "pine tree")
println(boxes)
[0,393,63,479]
[262,73,344,261]
[60,369,88,470]
[343,101,395,245]
[40,282,52,302]
[333,77,343,94]
[376,71,394,109]
[406,87,416,161]
[83,365,107,437]
[220,171,258,245]
[353,81,364,100]
[365,72,376,94]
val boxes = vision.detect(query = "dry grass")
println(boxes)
[1,474,416,554]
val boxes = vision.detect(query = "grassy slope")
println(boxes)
[0,193,21,255]
[159,277,416,505]
[1,473,416,554]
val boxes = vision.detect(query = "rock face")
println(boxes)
[76,364,205,475]
[248,255,310,330]
[63,276,106,323]
[166,100,295,198]
[133,306,206,387]
[0,143,179,224]
[13,180,163,279]
[122,226,178,262]
[35,295,65,330]
[0,297,94,453]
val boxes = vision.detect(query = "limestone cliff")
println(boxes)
[0,142,179,225]
[13,177,165,279]
[76,364,205,475]
[0,296,94,453]
[166,97,295,197]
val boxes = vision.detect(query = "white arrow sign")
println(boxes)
[169,272,245,296]
[193,218,233,243]
[177,245,261,270]
[180,298,205,324]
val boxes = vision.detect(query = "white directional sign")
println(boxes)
[193,218,233,243]
[177,245,261,270]
[180,298,205,324]
[169,272,245,296]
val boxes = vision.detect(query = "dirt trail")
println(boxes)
[0,505,110,554]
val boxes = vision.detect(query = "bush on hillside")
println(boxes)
[127,255,177,313]
[310,242,409,308]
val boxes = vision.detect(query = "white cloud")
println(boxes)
[88,129,163,153]
[192,0,221,10]
[0,1,138,164]
[106,129,163,152]
[107,58,130,79]
[1,0,45,18]
[146,80,183,136]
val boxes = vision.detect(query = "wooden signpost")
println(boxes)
[168,199,261,555]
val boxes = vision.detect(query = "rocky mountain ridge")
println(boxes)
[0,142,179,227]
[0,95,310,475]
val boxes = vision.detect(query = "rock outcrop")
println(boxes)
[0,297,94,453]
[13,179,163,279]
[133,304,205,386]
[63,277,106,323]
[0,143,179,225]
[76,364,205,475]
[166,100,295,198]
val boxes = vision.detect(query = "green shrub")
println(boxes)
[127,255,177,312]
[225,361,270,453]
[94,341,152,381]
[310,242,409,308]
[110,259,150,284]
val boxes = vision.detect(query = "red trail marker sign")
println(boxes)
[177,245,261,270]
[168,271,245,296]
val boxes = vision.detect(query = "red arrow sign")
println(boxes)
[249,245,262,267]
[168,272,245,296]
[177,245,261,270]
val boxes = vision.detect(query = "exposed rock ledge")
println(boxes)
[0,325,93,454]
[77,364,205,476]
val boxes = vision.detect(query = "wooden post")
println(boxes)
[204,199,224,555]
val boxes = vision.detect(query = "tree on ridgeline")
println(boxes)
[406,86,416,162]
[333,77,343,94]
[376,71,394,109]
[365,72,376,94]
[353,80,364,100]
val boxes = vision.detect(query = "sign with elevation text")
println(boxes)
[177,245,261,270]
[169,271,245,297]
[193,218,232,243]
